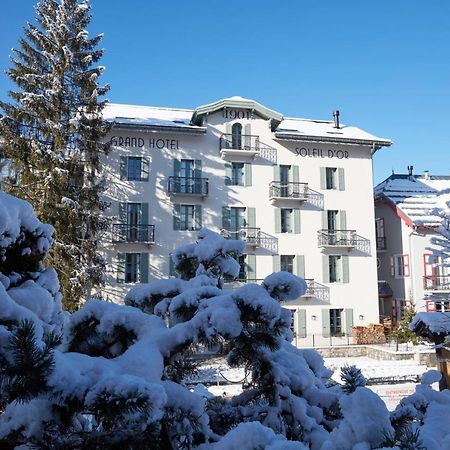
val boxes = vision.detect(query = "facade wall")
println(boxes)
[101,104,381,344]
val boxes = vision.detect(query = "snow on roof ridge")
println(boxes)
[283,116,335,124]
[105,102,194,113]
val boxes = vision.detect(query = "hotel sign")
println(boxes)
[111,136,179,149]
[295,147,349,159]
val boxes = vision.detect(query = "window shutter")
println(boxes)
[275,208,281,233]
[194,205,202,230]
[139,253,149,283]
[194,160,202,194]
[322,255,330,283]
[320,167,326,189]
[291,165,300,183]
[225,163,232,185]
[169,254,175,277]
[338,168,345,191]
[273,255,281,272]
[295,255,305,279]
[173,159,181,177]
[247,254,256,280]
[294,209,301,234]
[342,255,349,283]
[173,204,181,230]
[141,157,149,181]
[247,207,256,228]
[243,123,251,149]
[322,309,331,338]
[339,210,347,230]
[322,210,328,230]
[297,309,307,338]
[120,156,127,180]
[403,254,410,277]
[116,253,125,283]
[141,203,149,225]
[390,256,395,277]
[273,165,280,182]
[222,206,231,229]
[345,308,354,335]
[244,163,252,186]
[119,202,127,223]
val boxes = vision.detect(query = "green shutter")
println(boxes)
[173,159,181,177]
[338,168,345,191]
[294,209,301,234]
[141,157,149,181]
[339,210,347,231]
[116,253,125,283]
[244,163,252,186]
[173,204,181,230]
[119,202,127,223]
[342,255,349,283]
[298,309,307,338]
[292,165,300,183]
[141,203,149,225]
[273,255,281,272]
[247,254,256,280]
[225,163,232,185]
[322,255,330,283]
[295,255,305,279]
[120,156,127,180]
[322,210,328,230]
[275,208,281,233]
[345,308,354,335]
[247,207,256,228]
[194,205,202,230]
[194,160,202,194]
[273,165,280,182]
[243,123,251,149]
[222,206,231,229]
[322,309,331,338]
[320,167,326,189]
[139,253,149,283]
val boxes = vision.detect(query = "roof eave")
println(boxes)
[111,122,207,135]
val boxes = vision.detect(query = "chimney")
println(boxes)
[424,170,430,180]
[407,165,413,179]
[333,110,340,129]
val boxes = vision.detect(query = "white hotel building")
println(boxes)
[101,96,391,345]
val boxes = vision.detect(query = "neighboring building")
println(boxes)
[101,96,391,346]
[374,170,450,321]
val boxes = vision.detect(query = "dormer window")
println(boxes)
[231,123,242,149]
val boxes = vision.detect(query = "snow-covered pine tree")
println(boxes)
[0,0,110,311]
[340,364,366,394]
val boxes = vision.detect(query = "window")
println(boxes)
[329,255,342,283]
[238,255,247,280]
[281,255,294,273]
[230,207,247,229]
[330,309,343,335]
[231,123,242,149]
[128,157,142,181]
[375,218,386,250]
[390,254,410,278]
[326,167,337,189]
[125,253,140,283]
[289,309,296,335]
[231,162,245,185]
[327,210,338,231]
[180,205,196,231]
[280,165,291,197]
[281,208,293,233]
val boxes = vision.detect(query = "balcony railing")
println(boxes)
[168,176,209,196]
[221,227,261,246]
[318,229,357,248]
[269,181,309,201]
[424,275,450,291]
[376,236,386,251]
[303,279,330,302]
[220,133,260,152]
[112,224,155,243]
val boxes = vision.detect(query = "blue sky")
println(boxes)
[1,0,449,184]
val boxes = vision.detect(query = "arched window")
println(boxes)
[231,123,242,149]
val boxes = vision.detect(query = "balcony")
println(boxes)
[318,229,357,250]
[219,134,277,163]
[376,236,387,252]
[423,275,450,292]
[269,181,311,205]
[221,227,261,247]
[168,177,209,197]
[112,224,155,244]
[302,279,329,302]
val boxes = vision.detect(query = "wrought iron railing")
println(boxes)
[423,275,450,291]
[220,133,260,151]
[112,224,155,243]
[303,279,330,302]
[269,181,309,200]
[168,176,209,195]
[221,227,261,246]
[318,229,357,247]
[376,236,386,251]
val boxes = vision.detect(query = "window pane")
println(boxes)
[125,253,140,283]
[330,308,343,335]
[180,205,195,230]
[231,162,244,185]
[128,157,142,181]
[281,209,292,233]
[326,167,337,189]
[281,255,294,273]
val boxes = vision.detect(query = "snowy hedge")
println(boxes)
[1,192,450,449]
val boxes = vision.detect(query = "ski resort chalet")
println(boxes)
[101,96,392,345]
[375,170,450,321]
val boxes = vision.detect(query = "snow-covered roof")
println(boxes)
[375,174,450,227]
[104,97,391,146]
[410,312,450,343]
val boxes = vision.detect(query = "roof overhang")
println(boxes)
[111,121,207,135]
[192,97,284,131]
